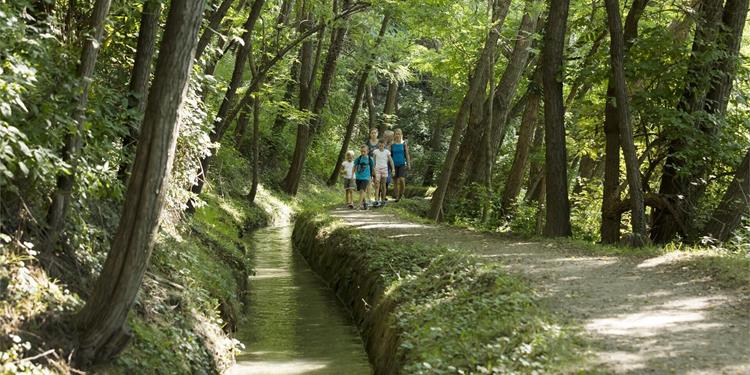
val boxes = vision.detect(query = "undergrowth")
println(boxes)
[294,211,582,374]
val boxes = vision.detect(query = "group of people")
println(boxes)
[339,128,411,210]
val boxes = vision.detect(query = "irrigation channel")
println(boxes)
[226,225,372,375]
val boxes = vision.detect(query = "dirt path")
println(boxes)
[330,208,750,374]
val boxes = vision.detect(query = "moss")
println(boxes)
[293,211,582,374]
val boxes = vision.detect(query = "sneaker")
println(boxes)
[362,203,369,210]
[348,204,354,209]
[373,201,381,208]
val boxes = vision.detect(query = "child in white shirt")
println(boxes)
[340,150,356,209]
[371,140,394,207]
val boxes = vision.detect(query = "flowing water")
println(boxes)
[226,226,372,375]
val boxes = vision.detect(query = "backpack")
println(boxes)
[355,156,372,174]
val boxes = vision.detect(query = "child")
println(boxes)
[354,145,375,210]
[340,150,356,209]
[366,128,380,204]
[371,139,395,207]
[391,128,411,201]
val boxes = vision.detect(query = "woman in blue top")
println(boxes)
[390,128,411,201]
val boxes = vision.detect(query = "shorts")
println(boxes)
[343,178,355,190]
[395,165,408,178]
[356,179,369,191]
[375,167,388,181]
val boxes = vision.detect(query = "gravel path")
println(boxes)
[330,208,750,374]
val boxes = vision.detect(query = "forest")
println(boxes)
[0,0,748,373]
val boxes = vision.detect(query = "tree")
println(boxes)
[500,68,542,213]
[118,0,163,181]
[600,0,649,244]
[43,0,113,254]
[703,150,750,242]
[540,0,572,237]
[603,0,647,246]
[283,0,352,195]
[75,0,205,365]
[651,0,747,243]
[428,0,508,220]
[189,0,266,200]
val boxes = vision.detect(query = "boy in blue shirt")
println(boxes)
[354,144,375,210]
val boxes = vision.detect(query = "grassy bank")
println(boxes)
[293,210,582,374]
[1,189,270,374]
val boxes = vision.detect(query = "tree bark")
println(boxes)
[604,0,647,246]
[118,0,163,182]
[703,150,750,241]
[43,0,113,254]
[428,0,508,220]
[541,0,572,237]
[525,119,545,203]
[195,0,235,60]
[601,0,649,244]
[248,96,262,202]
[501,68,542,213]
[380,79,398,134]
[76,0,204,366]
[283,0,351,195]
[327,14,390,186]
[422,119,445,187]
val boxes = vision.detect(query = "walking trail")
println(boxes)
[330,207,750,374]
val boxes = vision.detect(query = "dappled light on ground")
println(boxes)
[332,207,750,374]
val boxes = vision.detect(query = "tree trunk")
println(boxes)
[428,0,508,220]
[283,0,351,195]
[248,96,262,202]
[380,79,398,134]
[541,0,572,237]
[468,0,538,187]
[195,0,235,60]
[327,14,390,186]
[651,0,729,243]
[118,0,163,182]
[422,119,445,187]
[446,88,487,201]
[501,68,542,213]
[703,150,750,241]
[43,0,113,254]
[572,154,597,195]
[76,0,204,366]
[604,0,647,246]
[525,119,545,202]
[601,0,649,244]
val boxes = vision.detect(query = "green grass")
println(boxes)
[295,211,583,374]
